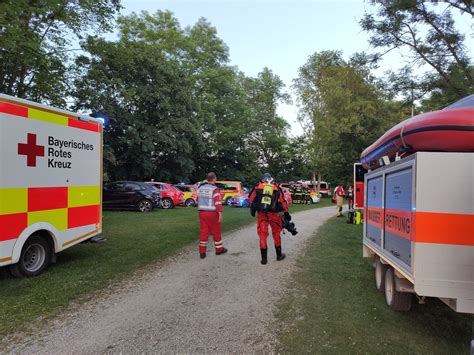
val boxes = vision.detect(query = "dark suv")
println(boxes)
[103,181,161,212]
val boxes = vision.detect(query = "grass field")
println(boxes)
[276,217,472,353]
[0,199,331,341]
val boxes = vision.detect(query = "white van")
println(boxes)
[0,94,103,277]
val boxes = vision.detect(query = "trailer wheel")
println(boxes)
[384,268,412,311]
[374,257,387,292]
[8,235,51,277]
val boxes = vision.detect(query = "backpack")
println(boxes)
[347,209,355,224]
[252,182,281,213]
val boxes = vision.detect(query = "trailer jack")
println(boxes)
[416,295,426,305]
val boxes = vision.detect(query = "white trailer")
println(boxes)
[363,152,473,313]
[0,94,103,277]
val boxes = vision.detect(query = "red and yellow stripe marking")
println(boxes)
[0,102,28,117]
[0,186,101,241]
[0,213,28,242]
[28,187,68,212]
[68,205,100,229]
[0,99,100,132]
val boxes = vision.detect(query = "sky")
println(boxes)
[118,0,473,136]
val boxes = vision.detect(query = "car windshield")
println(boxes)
[218,183,238,190]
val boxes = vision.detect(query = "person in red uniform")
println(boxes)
[334,183,345,217]
[248,173,289,265]
[197,172,228,259]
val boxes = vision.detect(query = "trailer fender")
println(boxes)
[11,223,60,264]
[394,273,415,293]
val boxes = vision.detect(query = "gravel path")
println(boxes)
[13,206,334,353]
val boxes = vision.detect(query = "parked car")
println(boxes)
[146,182,184,209]
[173,184,198,207]
[103,181,161,212]
[317,181,331,197]
[215,180,243,205]
[230,192,250,207]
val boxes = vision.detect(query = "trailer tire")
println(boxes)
[8,235,51,277]
[384,268,412,312]
[374,257,387,292]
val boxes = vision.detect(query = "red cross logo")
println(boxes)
[18,133,45,167]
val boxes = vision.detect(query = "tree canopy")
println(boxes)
[0,0,121,106]
[72,11,294,185]
[1,2,471,186]
[361,0,473,111]
[293,51,406,184]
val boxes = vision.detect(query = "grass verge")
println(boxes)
[0,199,330,341]
[276,217,471,353]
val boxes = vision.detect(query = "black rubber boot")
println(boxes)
[260,248,268,265]
[200,253,206,259]
[216,247,228,255]
[276,246,286,261]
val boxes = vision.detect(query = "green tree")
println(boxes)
[293,51,404,184]
[0,0,121,106]
[72,11,296,184]
[73,12,202,181]
[72,11,265,183]
[361,0,473,110]
[244,68,292,181]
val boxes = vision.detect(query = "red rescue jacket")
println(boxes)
[248,182,288,213]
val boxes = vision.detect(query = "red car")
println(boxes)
[173,184,198,207]
[146,182,184,209]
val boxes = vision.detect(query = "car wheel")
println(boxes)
[138,199,153,212]
[161,198,174,209]
[8,235,51,277]
[185,198,196,207]
[225,197,233,206]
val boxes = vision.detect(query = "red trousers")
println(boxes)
[257,212,282,249]
[199,211,223,253]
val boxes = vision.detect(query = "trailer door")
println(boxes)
[384,167,414,269]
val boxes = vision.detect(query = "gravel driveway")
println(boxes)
[13,206,334,353]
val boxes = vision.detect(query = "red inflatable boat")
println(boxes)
[360,95,474,169]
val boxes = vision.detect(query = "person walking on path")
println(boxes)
[248,173,289,265]
[346,184,354,210]
[197,172,228,259]
[334,183,345,217]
